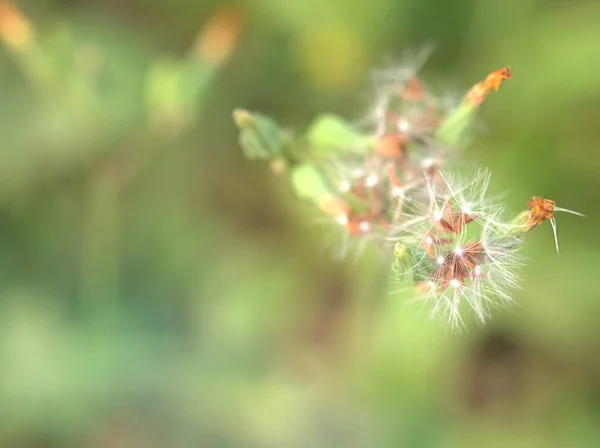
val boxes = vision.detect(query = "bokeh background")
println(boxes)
[0,0,599,446]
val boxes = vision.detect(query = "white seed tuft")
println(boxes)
[336,215,349,226]
[359,221,371,233]
[365,174,378,187]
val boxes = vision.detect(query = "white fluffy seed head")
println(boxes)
[438,169,497,221]
[391,169,525,329]
[390,169,503,242]
[418,224,524,329]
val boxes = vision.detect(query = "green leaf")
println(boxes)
[290,163,333,203]
[146,58,214,127]
[306,114,370,156]
[233,109,290,160]
[435,102,477,148]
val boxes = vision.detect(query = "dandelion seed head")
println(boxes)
[292,58,568,329]
[391,169,525,329]
[392,169,503,244]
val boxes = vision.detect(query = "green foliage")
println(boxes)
[306,113,371,156]
[233,109,292,160]
[0,0,599,446]
[290,163,333,203]
[436,102,477,147]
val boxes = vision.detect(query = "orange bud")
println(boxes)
[375,134,406,158]
[193,5,244,66]
[485,67,512,91]
[466,67,511,107]
[0,1,33,49]
[385,164,402,188]
[525,196,555,229]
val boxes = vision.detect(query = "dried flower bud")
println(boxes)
[523,196,585,253]
[466,67,512,107]
[0,1,33,50]
[525,196,555,229]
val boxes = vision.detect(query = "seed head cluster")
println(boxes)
[317,62,579,328]
[390,170,524,328]
[235,56,583,329]
[327,67,453,242]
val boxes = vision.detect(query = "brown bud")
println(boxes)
[525,196,555,230]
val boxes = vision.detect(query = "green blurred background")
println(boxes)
[0,0,598,446]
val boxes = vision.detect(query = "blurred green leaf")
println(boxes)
[146,57,214,128]
[306,113,371,156]
[233,109,291,160]
[290,163,333,203]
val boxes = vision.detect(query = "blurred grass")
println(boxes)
[0,0,598,447]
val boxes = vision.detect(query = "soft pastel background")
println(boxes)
[0,0,598,447]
